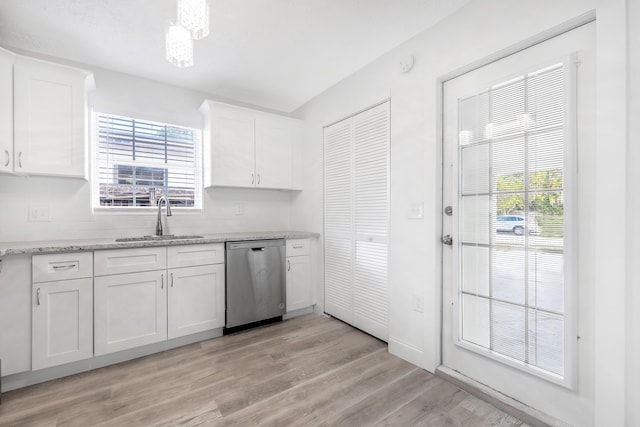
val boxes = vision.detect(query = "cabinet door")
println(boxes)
[286,255,311,312]
[32,278,93,370]
[14,57,88,178]
[0,49,13,174]
[255,115,293,189]
[94,271,167,356]
[168,264,225,339]
[210,104,255,188]
[0,255,32,376]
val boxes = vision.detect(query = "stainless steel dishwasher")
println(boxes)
[225,239,286,330]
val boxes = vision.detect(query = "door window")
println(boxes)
[456,61,569,378]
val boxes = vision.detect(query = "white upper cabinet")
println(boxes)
[200,101,302,190]
[205,103,255,188]
[255,115,294,189]
[13,55,93,178]
[0,48,13,174]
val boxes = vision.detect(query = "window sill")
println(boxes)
[92,207,203,216]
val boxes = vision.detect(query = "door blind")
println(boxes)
[457,62,568,377]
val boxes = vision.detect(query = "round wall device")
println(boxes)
[399,55,414,73]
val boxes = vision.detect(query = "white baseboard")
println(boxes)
[388,337,430,371]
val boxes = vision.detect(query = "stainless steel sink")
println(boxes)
[115,235,204,242]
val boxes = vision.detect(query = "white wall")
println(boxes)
[290,0,634,425]
[0,61,294,243]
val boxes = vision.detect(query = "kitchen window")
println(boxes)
[93,113,201,210]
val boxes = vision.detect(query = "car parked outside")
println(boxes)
[495,215,538,235]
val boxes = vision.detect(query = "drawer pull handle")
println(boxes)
[293,245,303,249]
[170,272,174,287]
[3,149,9,167]
[36,287,41,306]
[52,263,77,271]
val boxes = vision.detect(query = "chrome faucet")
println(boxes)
[156,196,172,236]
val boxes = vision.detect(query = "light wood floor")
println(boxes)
[0,314,528,426]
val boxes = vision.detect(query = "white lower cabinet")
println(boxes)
[94,270,167,356]
[94,244,225,356]
[168,264,225,339]
[285,239,312,312]
[31,252,94,371]
[32,278,93,370]
[286,255,311,312]
[0,255,32,376]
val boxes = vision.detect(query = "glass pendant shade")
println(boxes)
[177,0,210,40]
[165,23,194,67]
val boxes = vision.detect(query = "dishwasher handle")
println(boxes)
[251,247,265,251]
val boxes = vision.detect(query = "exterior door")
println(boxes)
[441,21,595,414]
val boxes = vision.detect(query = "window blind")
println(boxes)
[94,114,201,209]
[457,63,567,377]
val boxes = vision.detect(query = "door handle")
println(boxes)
[441,235,453,245]
[3,149,9,167]
[257,173,261,184]
[251,173,254,184]
[161,273,164,289]
[287,259,291,271]
[170,272,174,287]
[36,287,41,306]
[18,151,22,168]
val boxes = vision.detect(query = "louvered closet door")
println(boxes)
[324,101,389,341]
[353,103,389,340]
[324,119,354,324]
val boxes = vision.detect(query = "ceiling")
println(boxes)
[0,0,470,113]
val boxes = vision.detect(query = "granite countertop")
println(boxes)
[0,231,319,256]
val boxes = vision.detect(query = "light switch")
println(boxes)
[408,202,424,220]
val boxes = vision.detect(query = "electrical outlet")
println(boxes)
[28,204,51,222]
[413,295,424,313]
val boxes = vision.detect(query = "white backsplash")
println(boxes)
[0,174,292,242]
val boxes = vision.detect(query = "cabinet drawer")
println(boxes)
[168,244,224,268]
[286,239,310,256]
[33,252,93,283]
[94,247,167,276]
